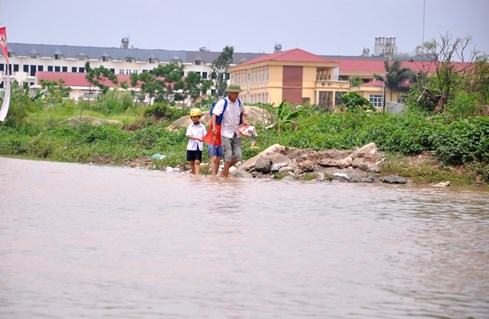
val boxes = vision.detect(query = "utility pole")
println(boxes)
[422,0,426,44]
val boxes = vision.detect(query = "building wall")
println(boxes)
[282,66,303,104]
[0,56,215,92]
[302,66,318,104]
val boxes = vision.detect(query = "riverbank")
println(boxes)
[1,150,486,191]
[1,100,488,187]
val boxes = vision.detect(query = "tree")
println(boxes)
[415,40,437,57]
[465,57,489,104]
[131,63,211,104]
[184,72,212,101]
[375,60,416,105]
[212,46,234,97]
[418,34,480,113]
[341,92,373,112]
[131,71,160,103]
[349,77,363,88]
[85,62,118,97]
[40,79,71,104]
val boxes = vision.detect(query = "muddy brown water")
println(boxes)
[1,157,488,318]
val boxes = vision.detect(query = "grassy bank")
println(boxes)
[1,96,488,186]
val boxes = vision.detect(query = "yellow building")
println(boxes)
[230,48,350,110]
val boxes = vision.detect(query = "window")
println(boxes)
[225,72,230,80]
[55,66,61,72]
[211,72,217,79]
[110,68,115,74]
[62,66,68,72]
[30,65,36,76]
[0,81,3,88]
[79,67,85,73]
[0,64,3,71]
[14,64,19,72]
[23,65,29,72]
[102,56,109,62]
[54,54,60,60]
[369,95,384,108]
[38,65,44,72]
[48,66,53,72]
[195,60,201,65]
[119,69,124,75]
[202,72,207,79]
[72,67,77,72]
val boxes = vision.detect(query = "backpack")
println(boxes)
[210,98,243,125]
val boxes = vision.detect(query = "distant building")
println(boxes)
[1,42,468,108]
[374,36,397,57]
[34,72,138,101]
[0,42,262,98]
[230,48,349,109]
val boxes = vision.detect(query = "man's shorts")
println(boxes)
[222,134,242,162]
[186,150,202,162]
[208,144,223,158]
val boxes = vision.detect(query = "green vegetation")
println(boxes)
[1,45,488,186]
[340,92,374,112]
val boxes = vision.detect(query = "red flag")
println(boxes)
[0,26,9,64]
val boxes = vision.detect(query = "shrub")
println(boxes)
[90,91,134,114]
[446,91,479,119]
[341,92,374,112]
[143,102,188,121]
[433,117,489,165]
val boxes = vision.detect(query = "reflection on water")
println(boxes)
[0,157,488,318]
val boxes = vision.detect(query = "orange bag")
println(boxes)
[203,124,222,146]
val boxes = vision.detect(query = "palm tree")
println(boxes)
[375,60,416,106]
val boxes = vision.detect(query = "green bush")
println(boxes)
[131,126,183,149]
[446,91,478,119]
[433,117,489,165]
[143,102,188,121]
[89,91,135,114]
[341,92,374,112]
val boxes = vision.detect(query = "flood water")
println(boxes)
[0,157,488,318]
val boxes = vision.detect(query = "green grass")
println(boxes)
[381,153,476,186]
[1,98,488,186]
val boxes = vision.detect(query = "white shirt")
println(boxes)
[212,97,245,139]
[186,122,206,151]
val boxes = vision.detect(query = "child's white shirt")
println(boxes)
[186,122,207,151]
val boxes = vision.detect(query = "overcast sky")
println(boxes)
[1,0,488,55]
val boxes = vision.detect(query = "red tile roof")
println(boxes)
[36,72,134,88]
[239,48,333,66]
[335,59,385,75]
[360,80,384,88]
[334,58,472,76]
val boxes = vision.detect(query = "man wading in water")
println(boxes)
[210,84,248,177]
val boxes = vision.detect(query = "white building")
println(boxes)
[0,39,262,99]
[374,36,397,57]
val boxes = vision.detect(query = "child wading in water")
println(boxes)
[186,108,206,175]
